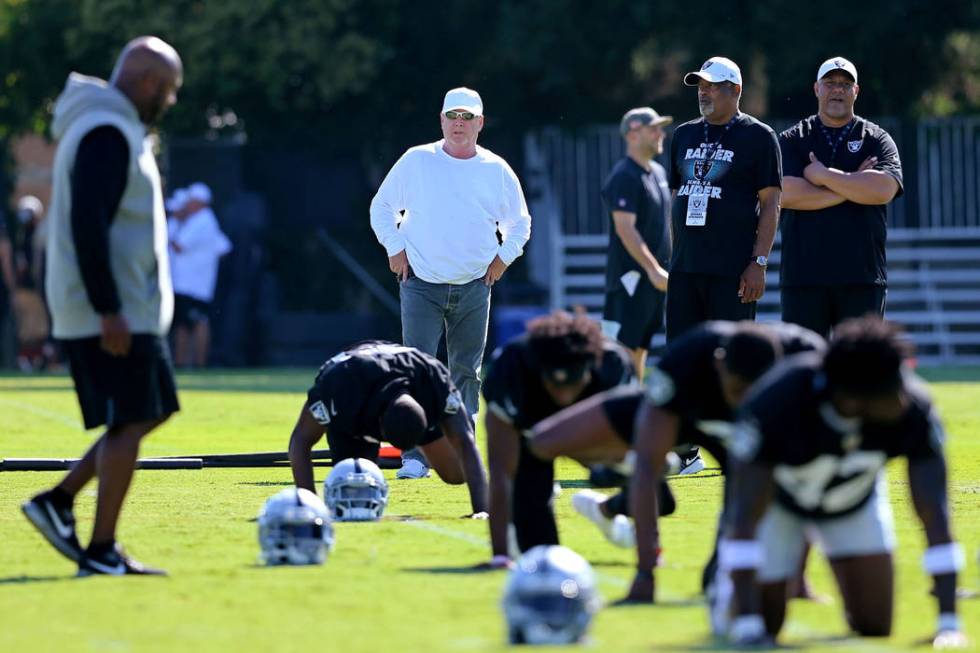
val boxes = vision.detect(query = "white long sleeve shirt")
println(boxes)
[370,140,532,284]
[168,207,232,302]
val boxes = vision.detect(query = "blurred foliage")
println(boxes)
[1,0,979,311]
[1,0,978,151]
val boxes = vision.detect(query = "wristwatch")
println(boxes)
[750,255,768,268]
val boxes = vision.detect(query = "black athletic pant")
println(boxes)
[512,440,559,552]
[666,271,756,343]
[604,483,676,518]
[781,284,887,340]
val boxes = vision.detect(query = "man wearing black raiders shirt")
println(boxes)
[601,107,673,377]
[724,317,964,647]
[287,341,488,517]
[666,56,782,342]
[481,311,640,568]
[779,57,903,338]
[620,320,825,603]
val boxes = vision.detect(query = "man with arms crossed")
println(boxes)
[779,57,902,337]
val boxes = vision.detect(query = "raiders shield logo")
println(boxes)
[309,400,333,425]
[694,158,714,181]
[847,140,863,153]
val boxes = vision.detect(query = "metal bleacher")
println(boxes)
[550,228,980,365]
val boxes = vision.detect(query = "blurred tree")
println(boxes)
[2,0,978,146]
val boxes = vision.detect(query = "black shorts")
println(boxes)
[600,386,645,444]
[173,294,210,329]
[665,271,756,342]
[781,285,887,339]
[327,427,443,463]
[62,334,179,430]
[602,282,666,350]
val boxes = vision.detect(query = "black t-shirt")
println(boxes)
[644,321,825,465]
[779,115,903,287]
[732,355,942,519]
[601,158,672,290]
[482,334,635,434]
[306,341,463,450]
[669,113,782,276]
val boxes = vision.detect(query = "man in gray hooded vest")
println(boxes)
[21,36,183,576]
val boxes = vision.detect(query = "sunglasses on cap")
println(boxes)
[445,110,477,121]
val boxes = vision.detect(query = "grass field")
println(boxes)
[1,368,979,652]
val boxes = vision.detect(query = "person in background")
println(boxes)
[168,182,231,368]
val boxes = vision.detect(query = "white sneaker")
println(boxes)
[395,459,430,479]
[608,514,636,548]
[572,490,635,548]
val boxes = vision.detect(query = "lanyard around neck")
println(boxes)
[701,113,739,158]
[816,118,856,167]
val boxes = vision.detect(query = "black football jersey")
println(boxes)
[732,354,945,519]
[306,341,463,449]
[482,334,635,434]
[644,321,826,465]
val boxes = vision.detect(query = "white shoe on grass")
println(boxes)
[395,459,430,479]
[571,490,635,548]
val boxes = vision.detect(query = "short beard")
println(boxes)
[699,101,714,118]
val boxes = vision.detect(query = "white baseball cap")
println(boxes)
[186,182,212,204]
[441,87,483,116]
[165,188,187,212]
[684,56,742,86]
[817,57,858,83]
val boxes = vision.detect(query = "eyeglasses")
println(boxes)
[445,110,477,121]
[821,80,855,91]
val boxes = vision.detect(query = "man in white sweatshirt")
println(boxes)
[370,87,532,479]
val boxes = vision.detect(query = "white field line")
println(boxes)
[0,397,81,429]
[401,518,890,651]
[403,518,640,591]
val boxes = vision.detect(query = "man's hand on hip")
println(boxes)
[647,267,669,292]
[100,313,132,356]
[388,250,410,282]
[484,255,508,287]
[738,263,766,304]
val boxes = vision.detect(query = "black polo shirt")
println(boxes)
[601,157,672,291]
[779,115,903,287]
[669,113,782,277]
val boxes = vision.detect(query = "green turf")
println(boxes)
[1,369,978,652]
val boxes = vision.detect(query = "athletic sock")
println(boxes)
[47,486,74,508]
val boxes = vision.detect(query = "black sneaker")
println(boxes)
[21,491,83,562]
[677,451,706,476]
[77,543,167,577]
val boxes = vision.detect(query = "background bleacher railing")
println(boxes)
[523,116,980,365]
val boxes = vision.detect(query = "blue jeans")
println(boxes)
[399,275,490,463]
